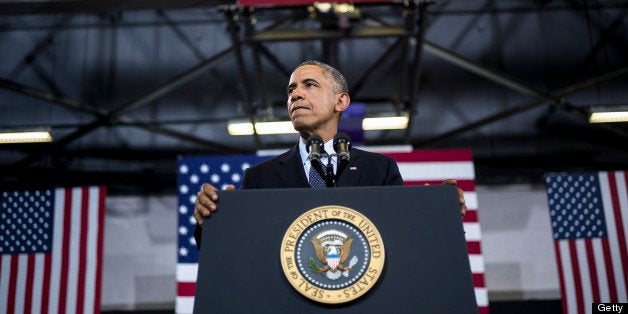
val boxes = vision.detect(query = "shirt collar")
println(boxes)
[299,136,336,166]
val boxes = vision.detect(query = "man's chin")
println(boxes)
[292,123,314,135]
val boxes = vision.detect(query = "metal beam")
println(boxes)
[413,66,628,147]
[107,46,236,119]
[404,1,429,143]
[251,26,408,42]
[6,45,241,167]
[224,7,263,147]
[8,15,72,79]
[423,40,563,102]
[0,0,232,15]
[423,40,628,140]
[394,2,416,115]
[0,78,248,156]
[350,37,404,97]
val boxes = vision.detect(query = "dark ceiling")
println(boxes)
[1,0,627,194]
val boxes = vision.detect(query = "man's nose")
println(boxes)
[290,90,304,102]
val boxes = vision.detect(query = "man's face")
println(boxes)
[286,65,341,136]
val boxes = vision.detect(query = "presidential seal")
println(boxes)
[280,205,385,304]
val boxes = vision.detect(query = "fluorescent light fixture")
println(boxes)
[362,114,409,130]
[229,113,410,135]
[589,110,628,123]
[313,2,332,13]
[228,121,298,135]
[0,131,53,144]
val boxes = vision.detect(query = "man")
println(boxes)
[194,61,467,243]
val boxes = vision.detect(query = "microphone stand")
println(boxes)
[324,154,335,188]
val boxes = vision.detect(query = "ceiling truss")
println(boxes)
[1,1,627,193]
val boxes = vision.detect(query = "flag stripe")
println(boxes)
[601,238,618,302]
[469,255,485,273]
[17,255,29,314]
[592,238,610,302]
[178,282,196,296]
[68,188,84,314]
[56,189,71,314]
[176,296,195,314]
[569,240,585,314]
[24,254,35,314]
[7,256,18,314]
[32,255,44,314]
[467,241,482,254]
[41,253,52,314]
[49,189,64,314]
[553,241,567,314]
[584,239,600,302]
[177,264,198,282]
[76,188,89,314]
[473,273,485,287]
[463,210,478,223]
[464,193,479,210]
[383,150,472,162]
[93,187,106,314]
[397,162,475,180]
[475,287,488,306]
[560,241,576,314]
[464,223,481,241]
[576,240,592,312]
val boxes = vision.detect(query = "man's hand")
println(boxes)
[424,179,467,217]
[442,179,467,217]
[194,183,236,225]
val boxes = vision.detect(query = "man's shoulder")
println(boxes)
[246,148,295,172]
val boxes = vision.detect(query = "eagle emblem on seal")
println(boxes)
[310,229,359,280]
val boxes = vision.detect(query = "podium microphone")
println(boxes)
[306,134,324,162]
[333,132,351,162]
[333,132,351,181]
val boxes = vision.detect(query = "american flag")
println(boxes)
[545,171,628,314]
[176,149,488,314]
[0,186,106,314]
[176,155,269,313]
[381,149,488,314]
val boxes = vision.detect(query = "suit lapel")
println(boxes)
[277,144,310,188]
[336,148,362,187]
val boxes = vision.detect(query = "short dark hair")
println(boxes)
[297,61,348,94]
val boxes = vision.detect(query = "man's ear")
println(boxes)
[335,93,350,113]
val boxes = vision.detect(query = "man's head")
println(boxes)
[286,61,350,142]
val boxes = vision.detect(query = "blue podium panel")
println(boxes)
[194,186,478,314]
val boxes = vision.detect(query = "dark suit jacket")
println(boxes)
[241,144,403,189]
[194,144,403,247]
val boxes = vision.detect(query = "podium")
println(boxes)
[194,185,478,313]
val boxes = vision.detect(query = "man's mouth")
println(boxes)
[291,105,308,114]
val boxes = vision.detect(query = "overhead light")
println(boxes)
[228,112,410,135]
[228,121,298,135]
[589,106,628,123]
[362,114,409,130]
[313,2,332,13]
[0,130,53,144]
